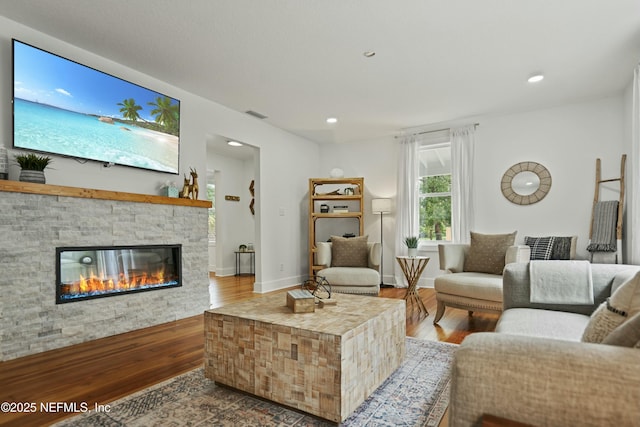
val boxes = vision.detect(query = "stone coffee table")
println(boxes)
[204,292,406,422]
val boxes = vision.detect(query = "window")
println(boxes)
[418,142,451,242]
[207,183,216,242]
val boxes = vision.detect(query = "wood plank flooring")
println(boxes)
[0,274,499,427]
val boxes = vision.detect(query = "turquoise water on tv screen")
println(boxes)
[14,98,179,174]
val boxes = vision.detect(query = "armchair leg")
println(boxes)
[433,300,446,324]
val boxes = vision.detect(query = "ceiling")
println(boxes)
[1,1,640,145]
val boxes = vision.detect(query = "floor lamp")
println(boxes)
[372,198,392,288]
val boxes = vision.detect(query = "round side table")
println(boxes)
[396,256,430,316]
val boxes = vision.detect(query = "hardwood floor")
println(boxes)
[0,274,499,427]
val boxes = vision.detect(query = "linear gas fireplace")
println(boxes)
[56,244,182,304]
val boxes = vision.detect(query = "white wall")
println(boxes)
[206,149,256,276]
[320,95,629,285]
[0,16,320,292]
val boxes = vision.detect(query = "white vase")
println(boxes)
[408,248,417,257]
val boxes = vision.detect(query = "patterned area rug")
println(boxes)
[54,338,456,427]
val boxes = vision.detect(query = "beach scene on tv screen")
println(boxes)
[13,40,180,174]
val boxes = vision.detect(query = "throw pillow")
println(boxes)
[582,270,640,343]
[463,231,517,275]
[602,312,640,347]
[550,236,575,260]
[330,235,368,267]
[524,236,555,260]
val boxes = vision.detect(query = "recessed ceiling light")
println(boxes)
[326,117,338,124]
[227,141,243,147]
[528,73,544,83]
[363,51,376,58]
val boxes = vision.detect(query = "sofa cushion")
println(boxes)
[582,270,640,343]
[496,308,590,341]
[330,235,368,267]
[317,267,379,287]
[463,231,516,275]
[602,312,640,347]
[434,272,503,302]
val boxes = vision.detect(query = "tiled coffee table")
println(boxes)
[204,292,406,422]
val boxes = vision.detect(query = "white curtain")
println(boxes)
[630,63,640,264]
[450,125,476,243]
[394,135,419,286]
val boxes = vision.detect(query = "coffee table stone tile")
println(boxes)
[204,292,405,422]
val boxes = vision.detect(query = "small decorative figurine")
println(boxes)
[188,168,199,199]
[179,174,190,198]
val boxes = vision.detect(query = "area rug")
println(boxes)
[54,338,456,427]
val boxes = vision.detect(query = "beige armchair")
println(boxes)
[433,243,530,323]
[315,241,381,295]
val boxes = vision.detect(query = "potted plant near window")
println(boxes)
[15,153,52,184]
[404,236,419,257]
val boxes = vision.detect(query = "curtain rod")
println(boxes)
[394,123,479,138]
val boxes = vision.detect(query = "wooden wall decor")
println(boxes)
[249,180,255,215]
[225,195,240,201]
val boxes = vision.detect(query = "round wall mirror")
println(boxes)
[501,162,551,205]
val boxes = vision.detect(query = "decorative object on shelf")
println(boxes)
[404,236,419,257]
[344,187,354,195]
[0,146,7,179]
[329,168,344,178]
[501,161,552,205]
[15,153,52,184]
[225,195,240,201]
[179,174,190,198]
[302,275,332,301]
[333,205,349,213]
[372,198,392,287]
[239,244,247,252]
[320,204,329,213]
[178,168,199,199]
[247,243,254,251]
[342,233,356,238]
[188,168,199,199]
[160,180,179,197]
[316,189,341,196]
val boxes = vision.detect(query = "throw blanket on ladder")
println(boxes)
[587,200,618,252]
[530,260,594,304]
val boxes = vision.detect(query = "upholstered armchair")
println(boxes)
[315,237,381,295]
[433,232,530,324]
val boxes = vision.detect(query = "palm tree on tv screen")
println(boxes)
[148,96,179,136]
[117,98,143,122]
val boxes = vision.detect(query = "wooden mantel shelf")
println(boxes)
[0,180,212,208]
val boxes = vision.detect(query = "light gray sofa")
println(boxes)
[449,262,640,427]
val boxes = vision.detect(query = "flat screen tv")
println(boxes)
[12,39,180,174]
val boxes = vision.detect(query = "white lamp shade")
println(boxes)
[372,198,392,214]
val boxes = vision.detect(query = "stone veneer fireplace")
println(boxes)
[0,181,211,361]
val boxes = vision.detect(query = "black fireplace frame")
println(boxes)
[55,244,182,304]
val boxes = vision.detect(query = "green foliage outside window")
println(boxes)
[419,175,451,241]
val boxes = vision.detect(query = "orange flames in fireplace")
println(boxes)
[61,269,169,296]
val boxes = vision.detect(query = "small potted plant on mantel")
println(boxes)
[14,153,52,184]
[404,236,419,257]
